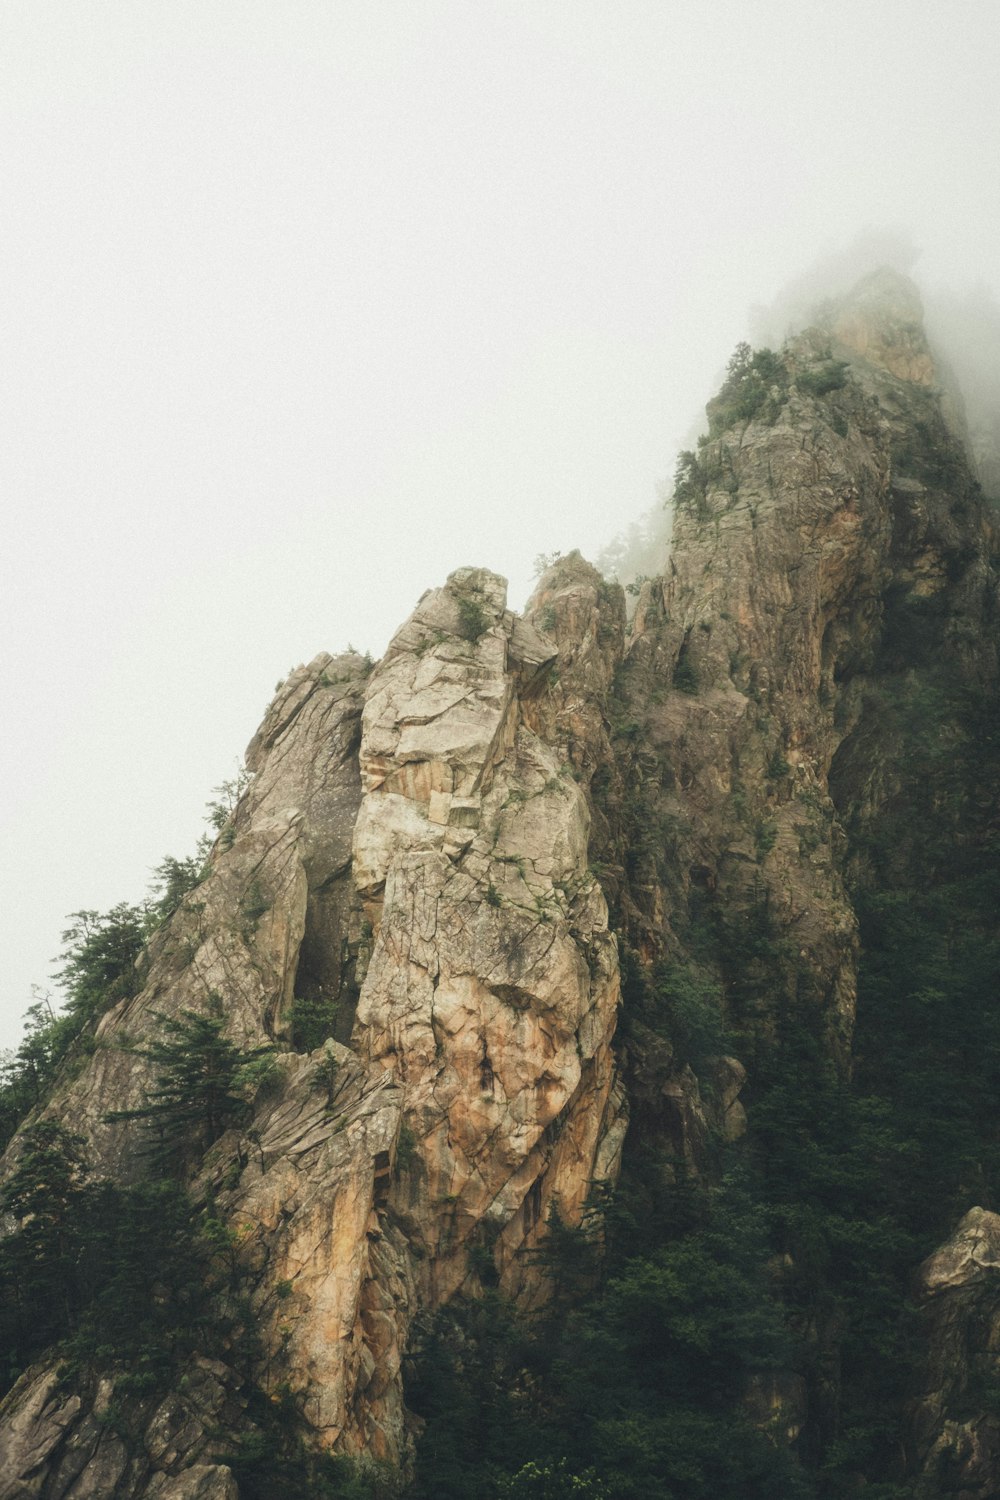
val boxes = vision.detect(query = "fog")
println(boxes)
[3,1,1000,1048]
[747,227,1000,495]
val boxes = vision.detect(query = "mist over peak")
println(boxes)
[750,235,1000,498]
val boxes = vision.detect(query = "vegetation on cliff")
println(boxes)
[1,273,998,1499]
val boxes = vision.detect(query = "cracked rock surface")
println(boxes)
[0,576,624,1489]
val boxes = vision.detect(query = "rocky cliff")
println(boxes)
[2,268,998,1499]
[0,567,626,1495]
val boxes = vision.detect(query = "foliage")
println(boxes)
[0,1123,224,1395]
[650,962,731,1069]
[406,1292,534,1499]
[766,749,791,779]
[672,449,710,519]
[1,786,220,1146]
[0,995,82,1148]
[497,1462,609,1498]
[673,653,700,694]
[206,764,253,832]
[395,1122,418,1173]
[64,1178,226,1391]
[56,903,148,1024]
[288,990,342,1052]
[708,344,789,436]
[224,1389,401,1499]
[405,1168,812,1499]
[797,361,848,397]
[103,1001,272,1173]
[456,595,490,643]
[0,902,151,1148]
[240,878,271,930]
[149,851,207,923]
[0,1121,90,1376]
[754,819,777,861]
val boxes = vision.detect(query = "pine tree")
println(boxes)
[0,1121,89,1371]
[104,999,271,1172]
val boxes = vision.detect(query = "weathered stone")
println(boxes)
[2,266,997,1497]
[0,1365,83,1500]
[144,1468,238,1500]
[353,566,624,1315]
[216,1040,408,1450]
[7,654,369,1183]
[912,1210,1000,1497]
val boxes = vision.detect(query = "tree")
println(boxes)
[0,1122,89,1373]
[104,999,272,1172]
[67,1176,219,1392]
[727,341,753,379]
[0,1122,231,1399]
[0,901,149,1149]
[0,992,80,1148]
[206,765,253,833]
[56,902,148,1022]
[498,1462,608,1499]
[148,852,208,925]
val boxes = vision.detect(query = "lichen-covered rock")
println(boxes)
[521,552,627,878]
[0,1365,82,1500]
[832,266,936,386]
[144,1470,238,1500]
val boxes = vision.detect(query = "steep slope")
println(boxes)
[1,267,998,1499]
[578,268,1000,1489]
[0,576,625,1494]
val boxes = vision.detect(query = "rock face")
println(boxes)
[353,567,624,1311]
[0,1357,243,1500]
[2,267,998,1497]
[913,1210,1000,1497]
[0,575,625,1487]
[601,268,994,1113]
[28,651,370,1182]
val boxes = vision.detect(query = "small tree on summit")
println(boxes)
[104,998,272,1173]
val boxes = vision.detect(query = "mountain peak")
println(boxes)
[830,264,936,385]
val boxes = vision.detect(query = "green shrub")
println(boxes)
[498,1462,609,1498]
[288,992,341,1052]
[240,880,270,927]
[0,1124,226,1396]
[707,344,789,436]
[396,1122,418,1173]
[457,596,489,642]
[673,450,710,519]
[797,361,848,397]
[766,750,790,779]
[102,1002,272,1174]
[652,963,731,1067]
[673,657,699,694]
[755,820,777,861]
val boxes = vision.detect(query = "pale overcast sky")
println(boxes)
[3,0,1000,1047]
